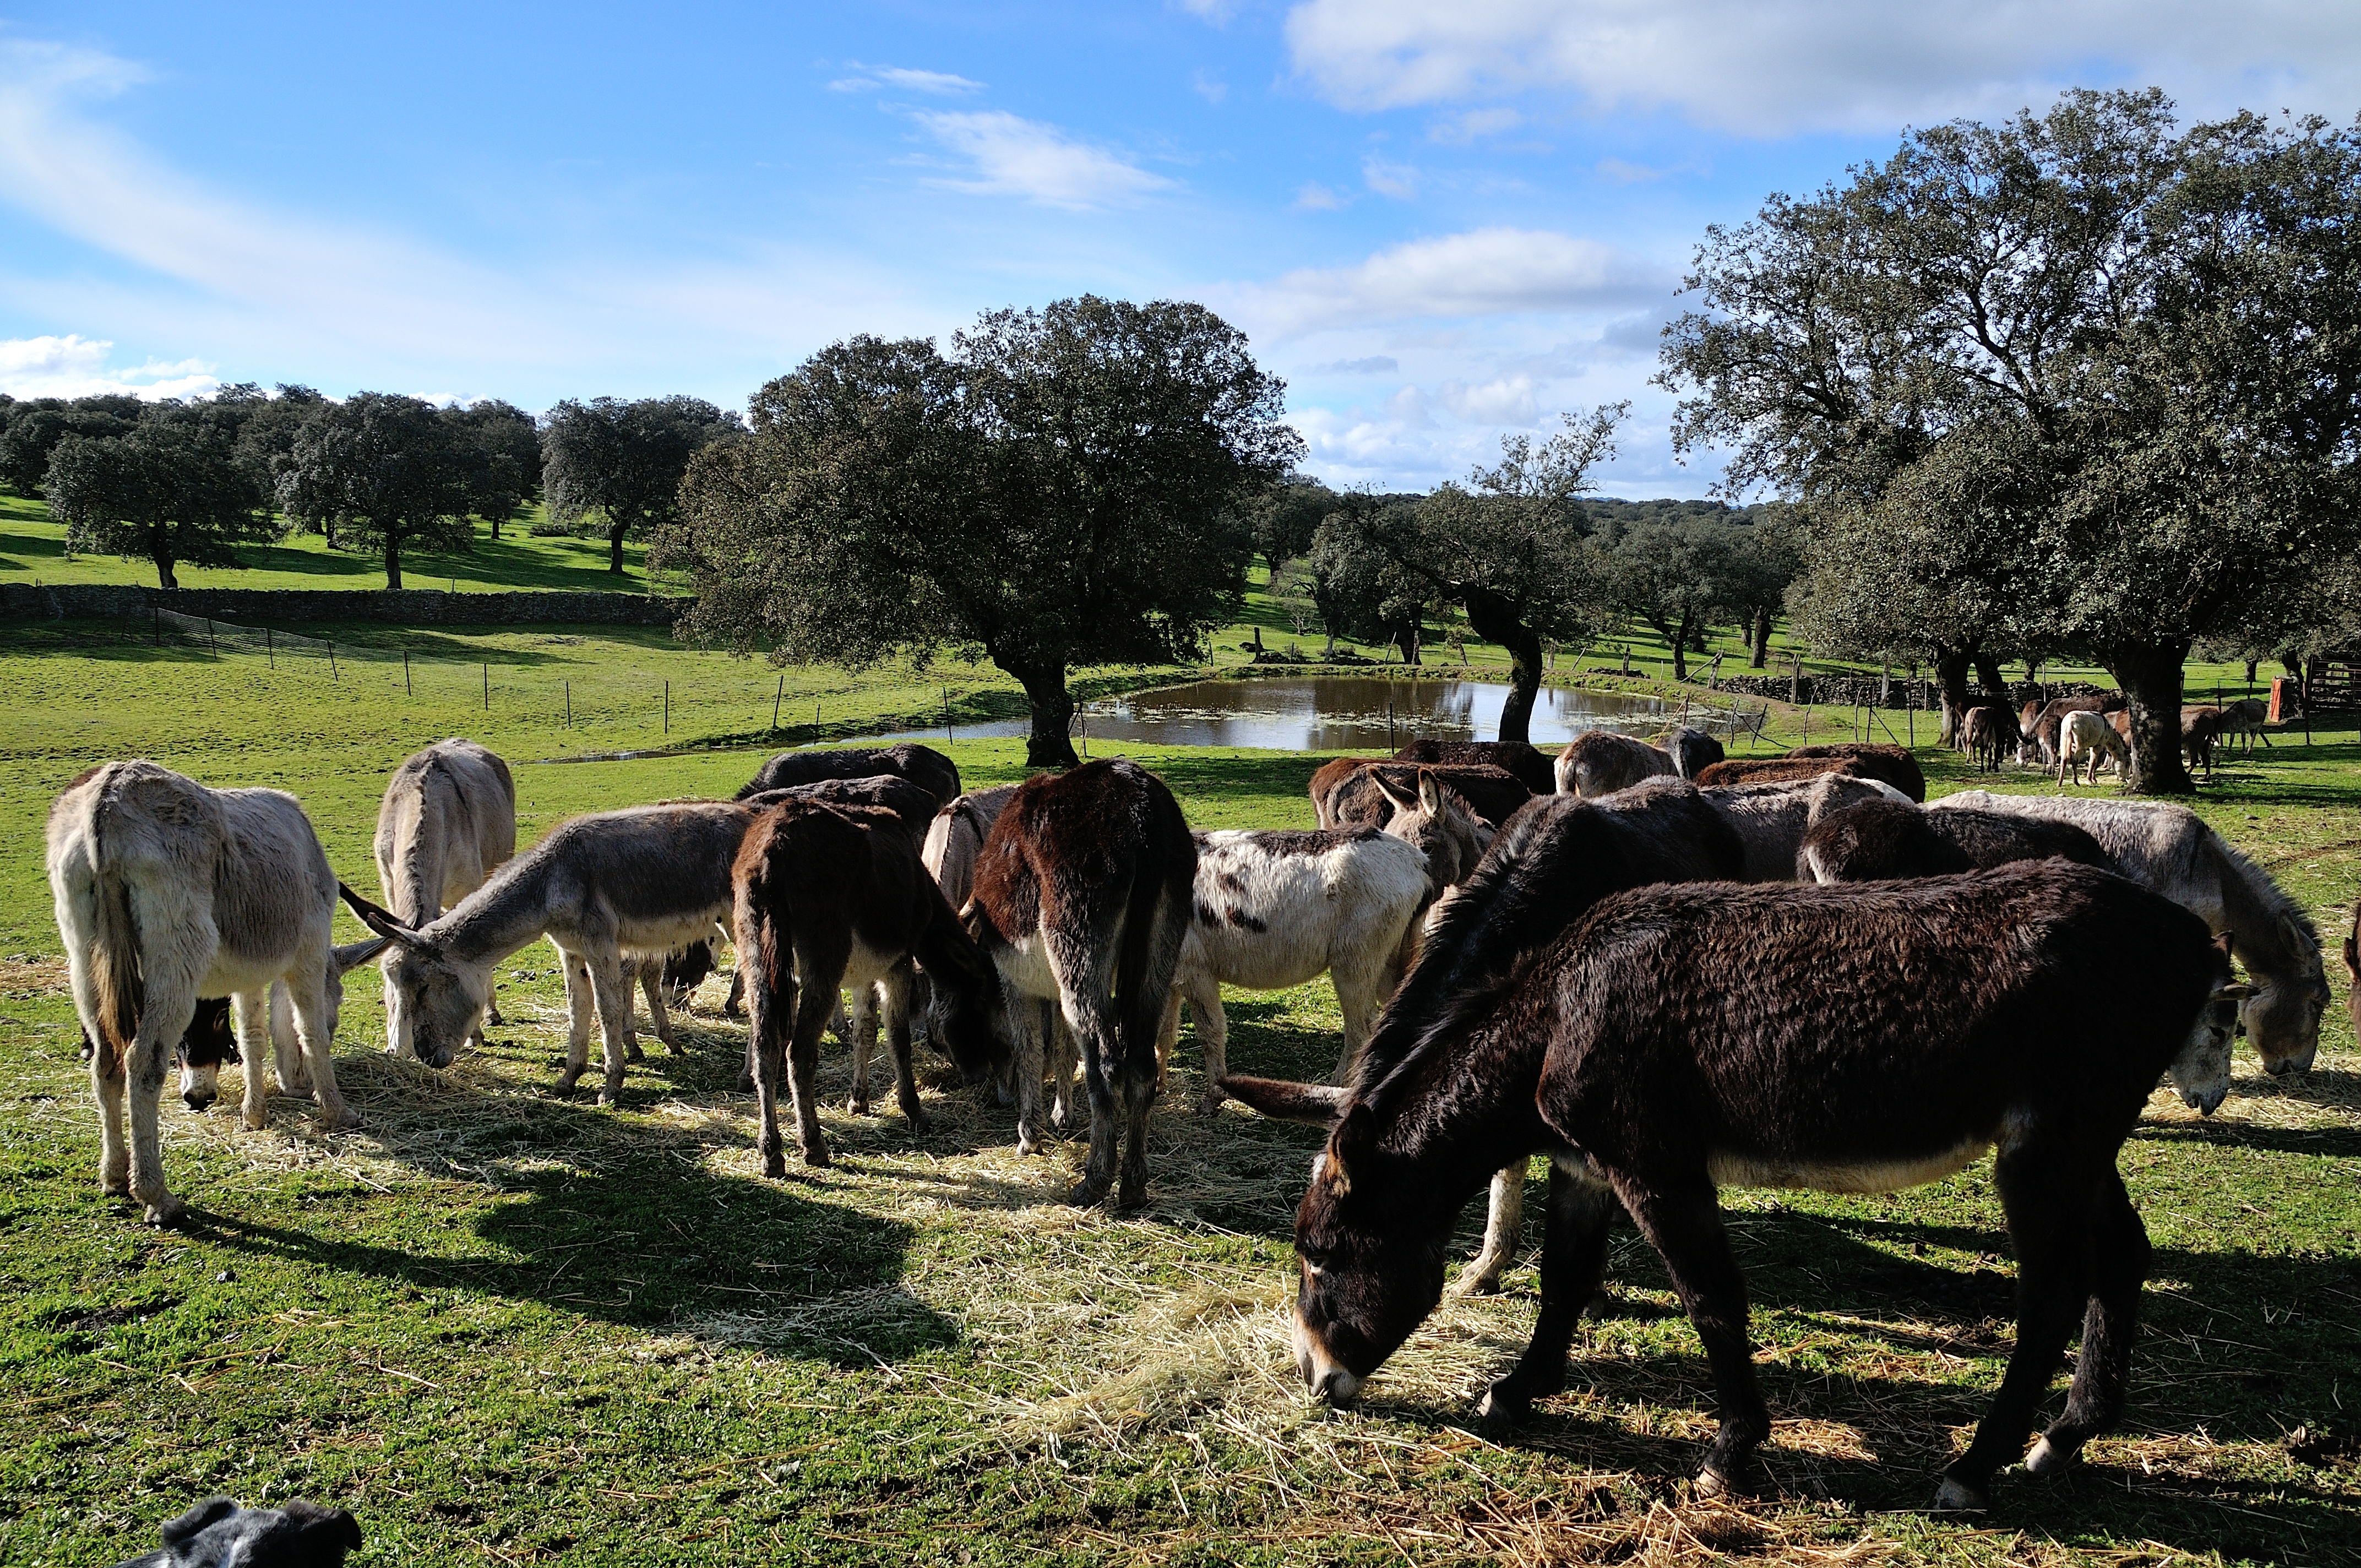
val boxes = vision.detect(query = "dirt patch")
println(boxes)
[0,954,69,996]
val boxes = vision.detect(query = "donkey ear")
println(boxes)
[1418,771,1443,814]
[2211,982,2260,1001]
[1369,770,1417,814]
[2344,918,2359,978]
[337,884,435,954]
[1217,1075,1350,1126]
[1326,1100,1379,1187]
[332,937,393,973]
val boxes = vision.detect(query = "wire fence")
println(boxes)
[64,606,991,750]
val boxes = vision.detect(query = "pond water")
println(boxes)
[875,676,1723,752]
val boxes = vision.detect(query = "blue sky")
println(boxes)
[3,3,2358,496]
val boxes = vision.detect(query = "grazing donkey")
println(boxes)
[964,760,1195,1207]
[2219,696,2272,752]
[735,743,961,809]
[48,761,388,1224]
[1937,791,2330,1075]
[1391,738,1555,796]
[169,990,305,1115]
[1553,730,1675,796]
[374,739,516,1058]
[1799,799,2113,883]
[2057,709,2130,786]
[734,798,1006,1174]
[1226,862,2249,1510]
[1313,759,1531,832]
[1163,813,1434,1113]
[345,801,758,1104]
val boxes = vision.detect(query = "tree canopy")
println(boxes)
[449,399,542,539]
[275,393,475,589]
[1662,90,2361,789]
[665,296,1299,766]
[1309,406,1622,743]
[543,395,741,573]
[42,404,271,589]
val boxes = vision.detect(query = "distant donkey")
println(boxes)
[374,739,515,1058]
[48,761,388,1224]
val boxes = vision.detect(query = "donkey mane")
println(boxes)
[2210,831,2322,978]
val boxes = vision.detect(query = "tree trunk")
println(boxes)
[1749,607,1771,668]
[1003,658,1078,769]
[2102,641,2195,795]
[151,524,177,590]
[1932,646,1973,747]
[384,530,403,590]
[1459,586,1542,745]
[1669,608,1696,683]
[488,513,501,541]
[608,519,628,574]
[1971,652,2009,699]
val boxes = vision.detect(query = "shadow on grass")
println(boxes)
[179,1112,953,1368]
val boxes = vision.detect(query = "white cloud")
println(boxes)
[1192,69,1229,104]
[913,110,1176,209]
[1438,372,1538,424]
[1292,180,1348,210]
[0,334,217,400]
[1429,106,1524,144]
[1228,227,1664,337]
[1362,155,1420,199]
[1311,355,1400,373]
[1282,0,2361,137]
[830,63,984,95]
[1174,0,1241,21]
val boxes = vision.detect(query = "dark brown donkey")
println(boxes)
[734,743,962,809]
[1797,799,2113,883]
[1226,861,2249,1511]
[732,798,1005,1175]
[965,759,1195,1207]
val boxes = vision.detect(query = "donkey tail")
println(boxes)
[734,852,792,1075]
[86,864,144,1080]
[1113,808,1192,1069]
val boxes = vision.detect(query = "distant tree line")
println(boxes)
[0,387,737,590]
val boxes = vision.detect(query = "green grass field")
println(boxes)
[2,608,2358,1563]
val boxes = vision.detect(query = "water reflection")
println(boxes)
[872,676,1723,752]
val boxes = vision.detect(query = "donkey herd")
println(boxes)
[43,705,2347,1512]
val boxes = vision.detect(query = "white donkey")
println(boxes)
[1168,772,1493,1112]
[1937,791,2330,1076]
[344,801,758,1104]
[375,739,516,1059]
[2055,708,2130,786]
[47,760,388,1224]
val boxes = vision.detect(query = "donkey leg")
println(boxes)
[880,970,930,1133]
[232,989,273,1131]
[1329,956,1385,1085]
[1065,995,1124,1207]
[556,954,597,1093]
[639,964,679,1053]
[1478,1157,1620,1424]
[584,954,638,1107]
[847,986,877,1116]
[1614,1173,1766,1496]
[269,983,309,1098]
[93,1048,130,1197]
[1184,976,1228,1115]
[1008,988,1048,1156]
[1047,1010,1080,1134]
[1454,1161,1527,1295]
[284,969,356,1132]
[124,1016,186,1224]
[1936,1142,2096,1510]
[786,970,836,1168]
[1114,1049,1157,1212]
[617,962,646,1064]
[2030,1171,2151,1477]
[746,956,793,1179]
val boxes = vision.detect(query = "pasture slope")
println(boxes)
[0,626,2355,1567]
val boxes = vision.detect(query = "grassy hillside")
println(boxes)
[2,622,2357,1566]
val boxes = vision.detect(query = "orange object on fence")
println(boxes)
[2268,677,2291,725]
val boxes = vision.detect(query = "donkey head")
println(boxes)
[2243,914,2328,1076]
[1374,771,1494,900]
[917,922,1011,1084]
[2169,933,2257,1115]
[339,884,481,1069]
[175,997,240,1113]
[1220,1076,1450,1406]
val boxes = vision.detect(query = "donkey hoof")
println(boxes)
[2024,1436,2078,1476]
[553,1069,585,1096]
[847,1095,872,1117]
[624,1044,645,1065]
[244,1109,270,1133]
[762,1156,787,1179]
[318,1108,362,1132]
[1452,1267,1505,1298]
[736,1072,755,1094]
[101,1172,131,1199]
[142,1194,187,1228]
[1195,1092,1226,1117]
[1474,1381,1530,1430]
[1931,1475,1988,1512]
[903,1107,933,1134]
[1693,1466,1733,1501]
[1065,1177,1109,1207]
[801,1144,831,1169]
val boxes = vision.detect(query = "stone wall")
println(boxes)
[0,582,690,627]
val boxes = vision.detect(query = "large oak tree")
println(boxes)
[543,395,741,573]
[666,296,1299,766]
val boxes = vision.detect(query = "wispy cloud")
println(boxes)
[913,111,1176,208]
[830,62,986,95]
[1362,156,1419,199]
[1312,355,1400,374]
[1428,106,1522,144]
[1292,181,1349,211]
[1282,0,2361,136]
[0,334,217,400]
[1173,0,1241,22]
[1190,69,1228,104]
[1230,227,1666,337]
